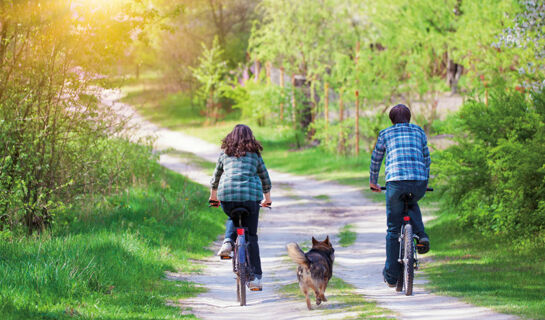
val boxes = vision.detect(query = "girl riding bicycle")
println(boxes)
[209,124,272,291]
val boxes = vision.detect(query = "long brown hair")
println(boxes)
[221,124,263,157]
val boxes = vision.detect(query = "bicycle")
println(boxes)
[373,186,433,296]
[209,200,269,306]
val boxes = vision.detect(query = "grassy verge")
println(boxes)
[280,277,393,319]
[424,211,545,319]
[0,162,224,319]
[338,224,357,247]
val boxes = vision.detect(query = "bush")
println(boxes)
[0,2,155,233]
[435,88,545,237]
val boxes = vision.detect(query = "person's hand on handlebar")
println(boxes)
[260,201,272,208]
[370,183,382,193]
[261,192,272,208]
[209,189,220,207]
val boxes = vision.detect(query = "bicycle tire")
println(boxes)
[239,267,246,306]
[234,244,240,303]
[237,238,247,306]
[403,224,414,296]
[396,228,404,292]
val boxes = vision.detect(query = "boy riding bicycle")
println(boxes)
[369,104,431,287]
[209,124,272,291]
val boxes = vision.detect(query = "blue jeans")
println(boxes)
[383,180,428,284]
[222,201,262,277]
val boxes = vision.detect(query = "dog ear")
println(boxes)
[312,237,318,246]
[325,235,330,245]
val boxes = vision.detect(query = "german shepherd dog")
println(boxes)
[286,236,335,310]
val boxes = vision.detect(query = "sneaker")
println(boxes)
[384,277,396,288]
[248,277,262,291]
[217,241,232,257]
[416,237,430,254]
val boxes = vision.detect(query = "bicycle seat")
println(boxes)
[229,207,250,220]
[399,192,414,202]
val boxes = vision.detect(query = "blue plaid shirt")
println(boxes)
[370,123,430,185]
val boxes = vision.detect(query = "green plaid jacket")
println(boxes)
[211,152,272,201]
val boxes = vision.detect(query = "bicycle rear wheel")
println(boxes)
[403,224,414,296]
[238,266,246,305]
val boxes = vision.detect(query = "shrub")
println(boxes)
[0,2,155,233]
[435,88,545,237]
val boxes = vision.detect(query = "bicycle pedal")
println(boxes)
[250,287,262,291]
[220,255,232,260]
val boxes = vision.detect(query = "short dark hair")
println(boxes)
[389,104,411,124]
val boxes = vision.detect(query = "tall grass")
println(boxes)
[0,162,224,319]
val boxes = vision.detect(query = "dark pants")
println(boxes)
[221,201,262,277]
[383,180,429,284]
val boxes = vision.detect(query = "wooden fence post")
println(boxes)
[291,74,297,130]
[355,41,360,156]
[280,67,285,121]
[355,90,360,155]
[324,82,329,143]
[254,60,260,82]
[266,61,272,84]
[310,76,316,122]
[338,90,344,154]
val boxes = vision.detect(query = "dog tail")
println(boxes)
[286,243,309,267]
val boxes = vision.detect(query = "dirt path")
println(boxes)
[101,88,518,320]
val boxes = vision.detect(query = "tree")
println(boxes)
[0,0,155,233]
[495,0,545,90]
[191,37,229,124]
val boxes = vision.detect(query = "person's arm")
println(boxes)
[257,156,272,205]
[369,133,386,192]
[210,154,224,201]
[423,135,431,181]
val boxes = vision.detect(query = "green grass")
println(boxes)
[121,88,205,129]
[0,162,225,319]
[338,224,357,247]
[164,149,216,175]
[118,81,539,318]
[280,277,393,319]
[424,212,545,319]
[314,194,330,201]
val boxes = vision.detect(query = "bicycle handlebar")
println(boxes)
[208,200,272,209]
[370,186,434,192]
[208,200,220,208]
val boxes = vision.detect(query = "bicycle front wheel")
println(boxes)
[234,245,240,303]
[236,239,247,306]
[403,224,414,296]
